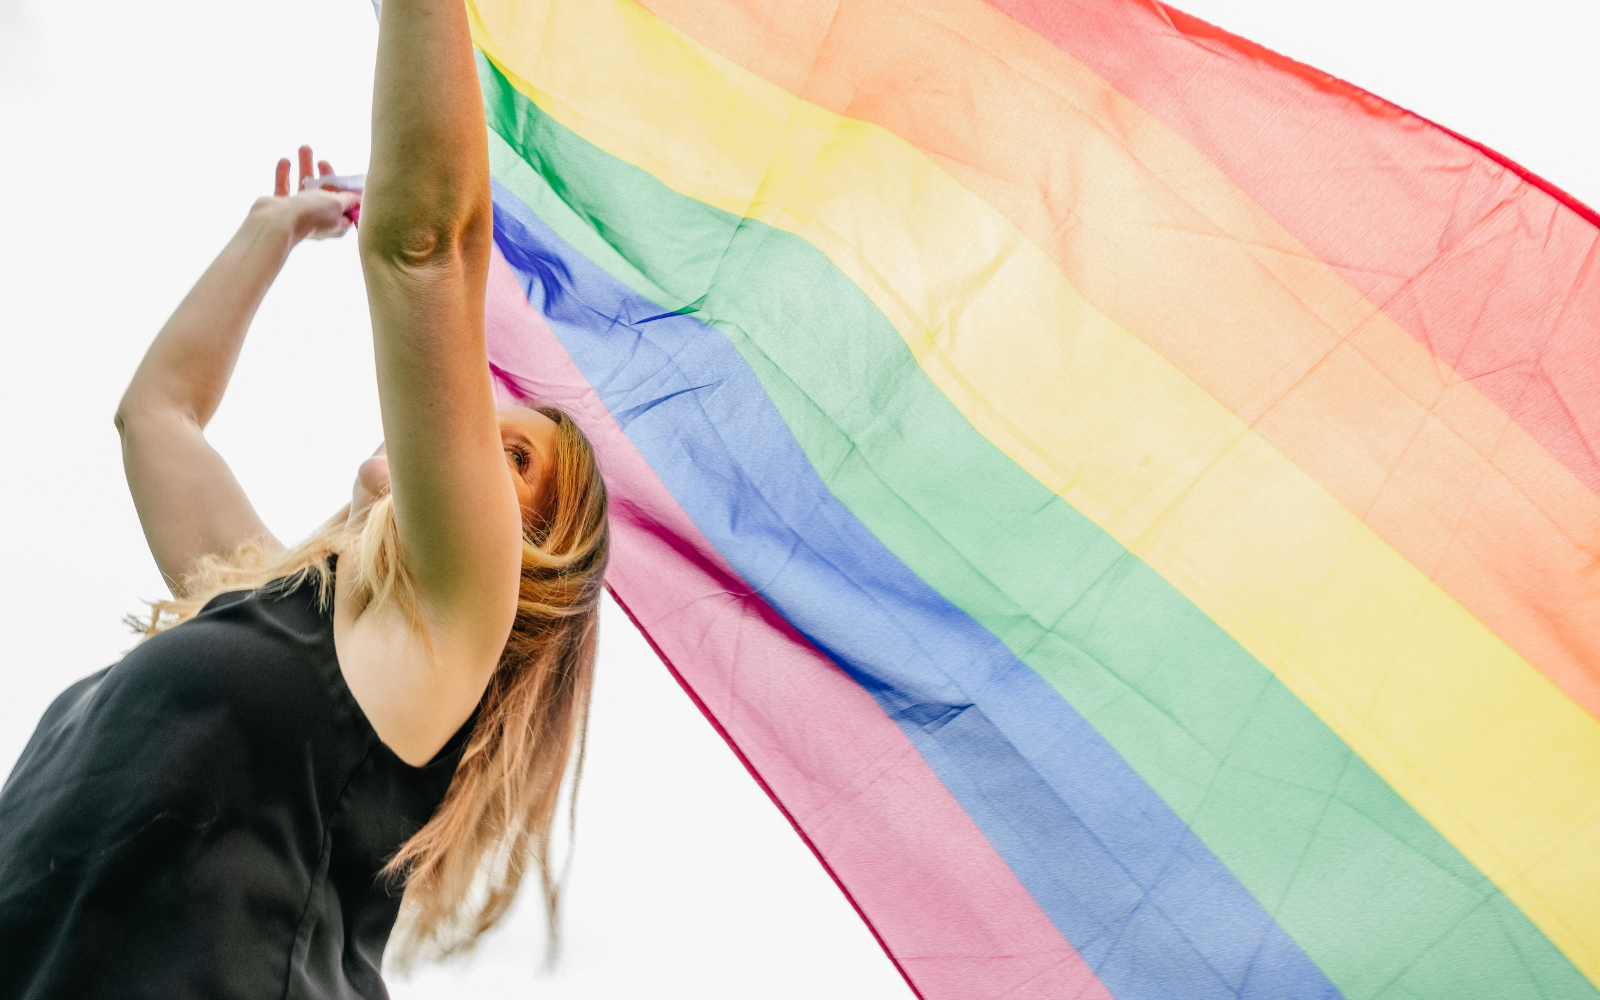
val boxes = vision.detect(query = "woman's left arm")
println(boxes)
[118,154,358,591]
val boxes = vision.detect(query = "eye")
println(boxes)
[507,444,532,472]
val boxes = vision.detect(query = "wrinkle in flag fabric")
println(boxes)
[469,0,1600,996]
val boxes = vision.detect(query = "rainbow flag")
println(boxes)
[469,0,1600,995]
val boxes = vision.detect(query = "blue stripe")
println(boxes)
[489,174,1343,1000]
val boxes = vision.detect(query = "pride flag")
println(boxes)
[469,0,1600,995]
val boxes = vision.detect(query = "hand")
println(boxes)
[267,145,362,241]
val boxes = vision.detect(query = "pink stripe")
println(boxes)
[483,249,1109,1000]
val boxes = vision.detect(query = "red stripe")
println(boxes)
[1154,4,1600,230]
[482,248,1113,1000]
[991,0,1600,493]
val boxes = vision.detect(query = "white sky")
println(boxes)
[0,0,1592,996]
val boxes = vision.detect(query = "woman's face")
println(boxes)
[350,406,561,529]
[496,406,562,526]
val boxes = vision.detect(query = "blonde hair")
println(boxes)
[136,407,610,963]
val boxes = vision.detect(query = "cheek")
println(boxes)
[527,472,558,531]
[517,480,540,529]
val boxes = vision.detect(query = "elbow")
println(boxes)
[360,219,456,270]
[114,396,191,443]
[113,398,149,442]
[114,390,143,440]
[113,399,151,448]
[358,196,491,273]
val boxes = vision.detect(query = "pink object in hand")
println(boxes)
[301,172,365,225]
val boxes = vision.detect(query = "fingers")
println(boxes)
[277,146,341,202]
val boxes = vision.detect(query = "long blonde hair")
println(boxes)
[136,407,610,963]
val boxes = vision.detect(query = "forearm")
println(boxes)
[118,201,301,428]
[361,0,491,265]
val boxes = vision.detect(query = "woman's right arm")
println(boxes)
[357,0,518,643]
[117,157,357,592]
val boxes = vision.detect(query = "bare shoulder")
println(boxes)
[331,566,497,767]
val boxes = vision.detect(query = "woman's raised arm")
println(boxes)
[358,0,521,653]
[118,155,358,592]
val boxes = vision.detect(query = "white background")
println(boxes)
[0,0,1593,996]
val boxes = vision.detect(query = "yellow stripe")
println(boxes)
[469,0,1600,974]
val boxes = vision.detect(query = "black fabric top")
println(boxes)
[0,566,473,1000]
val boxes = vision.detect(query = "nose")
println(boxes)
[357,454,391,496]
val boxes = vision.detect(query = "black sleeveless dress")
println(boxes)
[0,565,474,1000]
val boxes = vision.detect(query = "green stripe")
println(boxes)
[480,53,1594,1000]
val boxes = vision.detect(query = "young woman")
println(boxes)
[0,0,608,995]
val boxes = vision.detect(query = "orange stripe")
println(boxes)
[638,0,1600,719]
